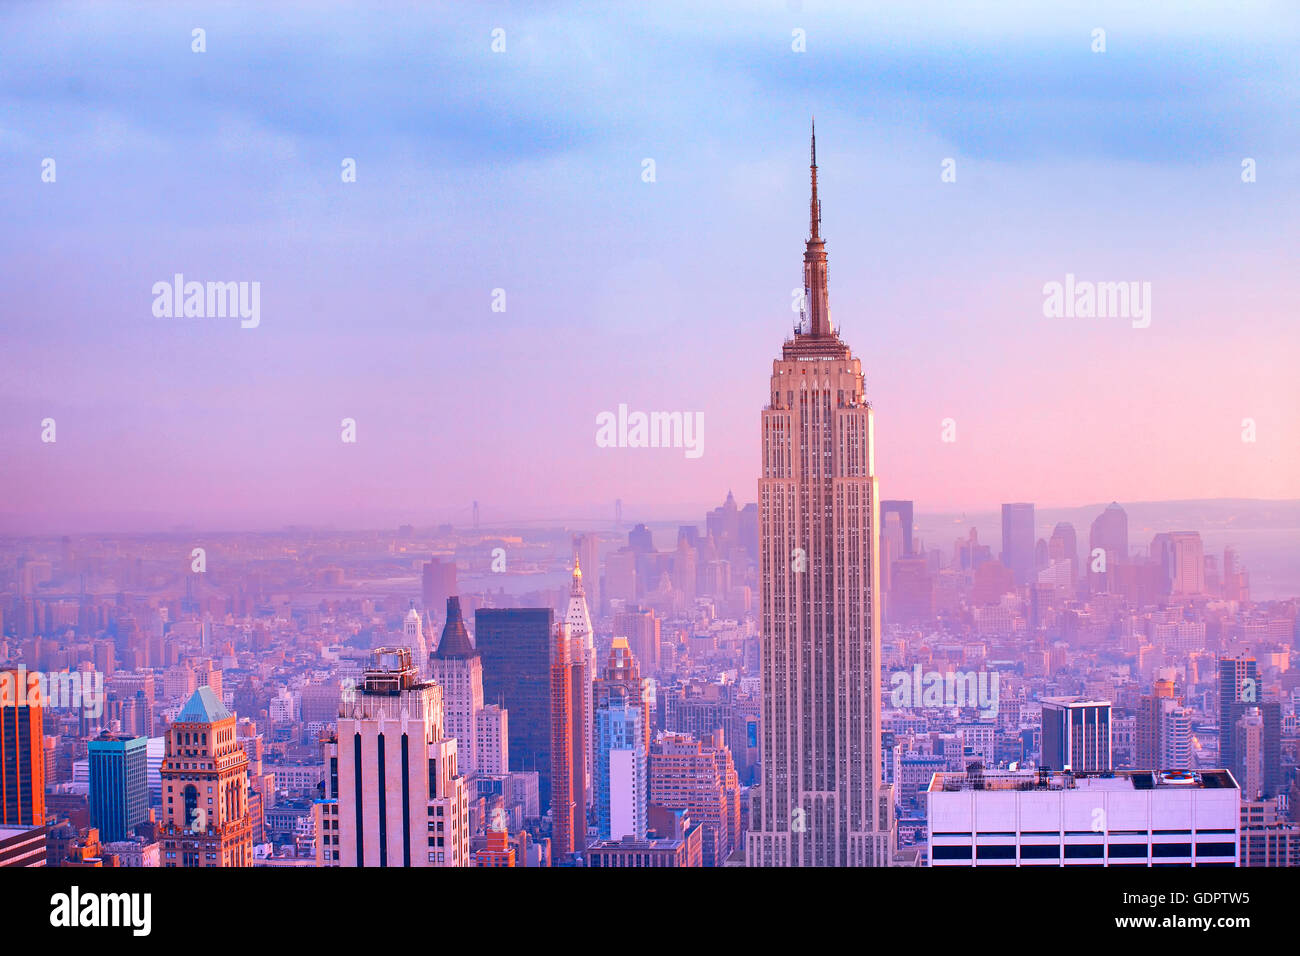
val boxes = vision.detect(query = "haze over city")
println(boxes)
[2,3,1299,927]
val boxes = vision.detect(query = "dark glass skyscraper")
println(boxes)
[476,607,555,808]
[88,731,149,842]
[1218,652,1259,780]
[1040,698,1112,772]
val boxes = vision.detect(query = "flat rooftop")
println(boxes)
[929,769,1238,793]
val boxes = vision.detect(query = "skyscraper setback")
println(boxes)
[747,125,893,867]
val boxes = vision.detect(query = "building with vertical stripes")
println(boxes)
[0,669,45,827]
[88,731,148,842]
[334,647,469,867]
[746,124,893,867]
[1041,698,1112,772]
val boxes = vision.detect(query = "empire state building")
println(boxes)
[746,124,894,867]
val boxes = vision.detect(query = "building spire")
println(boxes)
[803,117,831,337]
[809,117,820,240]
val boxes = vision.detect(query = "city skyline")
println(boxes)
[2,0,1298,903]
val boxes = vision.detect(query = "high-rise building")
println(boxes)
[1048,522,1079,585]
[476,608,553,807]
[1040,698,1112,772]
[747,125,893,867]
[0,669,45,827]
[475,704,509,776]
[564,559,596,808]
[1240,800,1300,867]
[1089,502,1128,589]
[333,648,469,867]
[549,623,588,860]
[928,768,1240,866]
[402,602,429,675]
[421,558,458,620]
[160,687,253,867]
[651,731,741,866]
[615,606,660,674]
[1232,709,1265,802]
[594,639,648,842]
[87,732,148,842]
[881,500,914,556]
[1222,546,1250,603]
[1218,652,1259,778]
[1000,503,1036,588]
[428,597,483,776]
[1136,679,1177,769]
[604,550,637,604]
[1152,532,1205,597]
[573,533,601,616]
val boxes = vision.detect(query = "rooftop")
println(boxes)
[929,768,1238,793]
[177,686,232,724]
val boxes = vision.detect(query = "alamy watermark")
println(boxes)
[889,666,999,718]
[595,404,704,459]
[1042,273,1150,328]
[152,274,260,328]
[0,666,104,718]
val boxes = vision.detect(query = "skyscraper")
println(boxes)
[881,500,914,556]
[1040,698,1112,772]
[1151,531,1205,597]
[1048,522,1079,585]
[594,638,648,841]
[747,124,893,867]
[428,596,483,775]
[564,559,596,807]
[334,647,469,867]
[402,602,429,675]
[573,532,601,615]
[549,622,587,860]
[651,731,741,867]
[0,669,45,827]
[160,687,253,867]
[88,731,148,842]
[1000,503,1036,587]
[476,607,554,808]
[1218,652,1259,777]
[1089,502,1128,589]
[421,557,457,619]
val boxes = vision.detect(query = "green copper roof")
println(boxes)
[177,686,231,724]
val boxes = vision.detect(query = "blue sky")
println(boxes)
[1,1,1297,531]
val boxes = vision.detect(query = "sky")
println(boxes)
[1,1,1298,532]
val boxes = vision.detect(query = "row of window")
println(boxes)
[932,842,1236,860]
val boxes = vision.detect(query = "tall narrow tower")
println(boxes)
[565,557,596,807]
[403,601,429,676]
[549,622,588,860]
[428,596,484,775]
[746,123,893,867]
[160,687,253,867]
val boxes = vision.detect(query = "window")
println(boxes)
[932,845,971,860]
[1064,844,1104,859]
